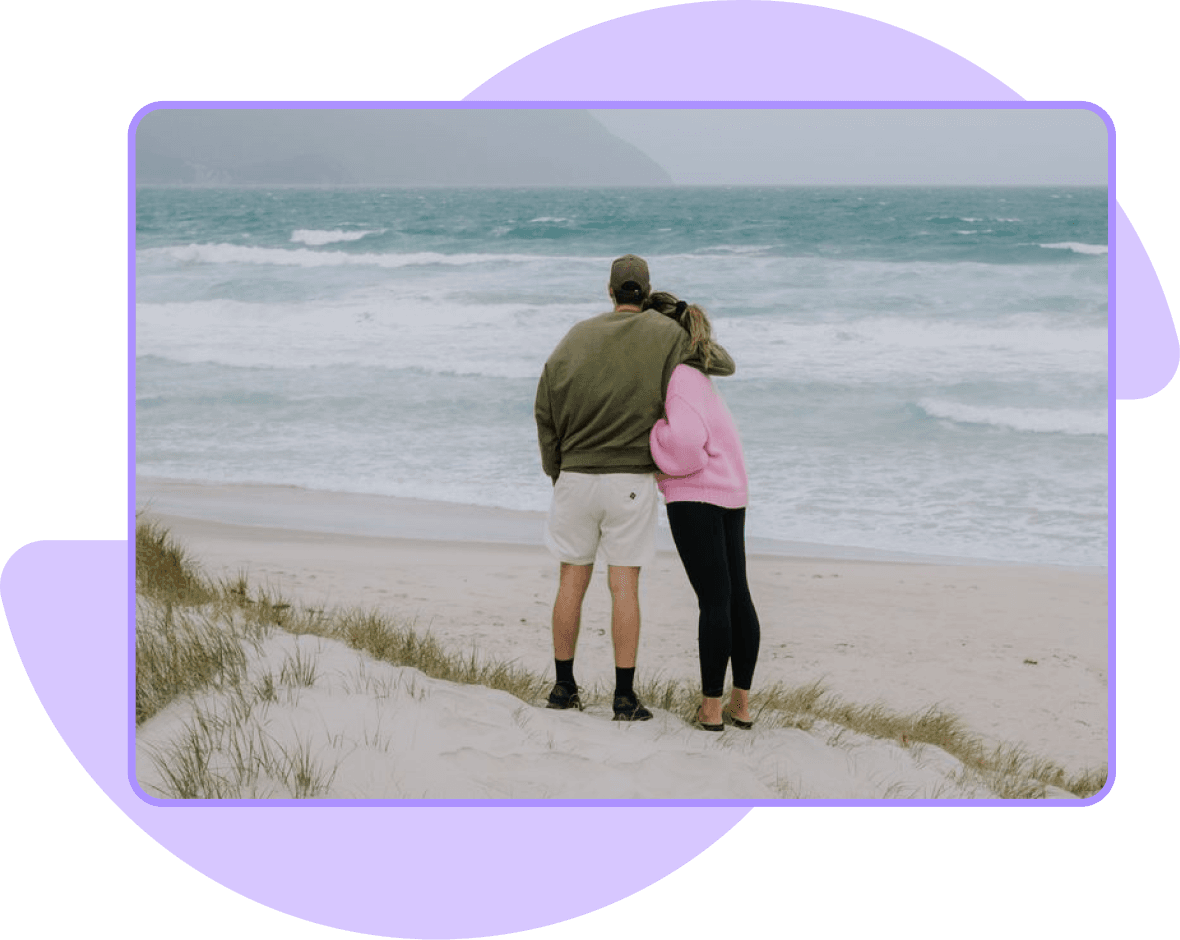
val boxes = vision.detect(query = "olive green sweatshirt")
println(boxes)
[534,308,735,482]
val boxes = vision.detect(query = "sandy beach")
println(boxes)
[136,477,1108,787]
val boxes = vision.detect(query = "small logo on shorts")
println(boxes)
[629,492,636,500]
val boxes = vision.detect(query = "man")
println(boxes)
[534,254,733,721]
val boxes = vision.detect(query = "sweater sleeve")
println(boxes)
[534,364,560,482]
[693,342,731,377]
[650,375,709,476]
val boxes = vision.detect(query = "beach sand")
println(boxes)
[135,477,1108,798]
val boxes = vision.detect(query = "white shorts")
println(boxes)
[544,472,658,567]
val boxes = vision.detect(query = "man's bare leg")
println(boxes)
[606,565,641,668]
[606,565,651,720]
[552,562,593,660]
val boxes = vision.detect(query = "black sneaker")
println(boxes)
[612,692,653,722]
[547,681,583,711]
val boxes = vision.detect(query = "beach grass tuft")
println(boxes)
[634,672,1107,799]
[135,596,263,725]
[279,646,320,688]
[135,517,1107,800]
[136,513,217,606]
[328,609,550,703]
[143,695,338,800]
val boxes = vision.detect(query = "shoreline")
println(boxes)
[134,476,1109,773]
[135,476,1105,572]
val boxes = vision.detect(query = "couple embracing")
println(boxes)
[534,254,761,732]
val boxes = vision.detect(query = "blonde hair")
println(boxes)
[680,303,716,372]
[643,292,716,370]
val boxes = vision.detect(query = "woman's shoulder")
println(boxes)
[669,362,712,392]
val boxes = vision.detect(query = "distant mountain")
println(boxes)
[135,109,673,186]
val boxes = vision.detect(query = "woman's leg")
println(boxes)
[666,502,731,721]
[722,508,761,718]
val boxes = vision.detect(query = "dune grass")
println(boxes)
[136,515,217,606]
[135,517,1107,800]
[142,683,340,799]
[633,674,1103,799]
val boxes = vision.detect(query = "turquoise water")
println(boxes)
[135,185,1108,566]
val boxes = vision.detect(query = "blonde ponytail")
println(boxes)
[682,304,714,372]
[643,292,717,372]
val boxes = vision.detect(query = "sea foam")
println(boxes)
[916,398,1107,436]
[135,185,1110,567]
[291,229,382,245]
[1039,242,1108,255]
[139,243,592,269]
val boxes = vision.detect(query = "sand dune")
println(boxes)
[136,630,1041,800]
[135,478,1108,798]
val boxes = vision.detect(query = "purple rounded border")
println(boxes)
[4,2,1155,937]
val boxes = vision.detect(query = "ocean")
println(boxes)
[134,185,1109,568]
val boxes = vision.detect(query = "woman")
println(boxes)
[647,293,760,732]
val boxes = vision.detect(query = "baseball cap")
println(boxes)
[609,254,651,294]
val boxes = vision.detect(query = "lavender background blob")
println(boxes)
[2,541,744,940]
[468,0,1176,399]
[2,1,1160,938]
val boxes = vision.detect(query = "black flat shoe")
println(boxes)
[722,705,754,729]
[693,708,724,732]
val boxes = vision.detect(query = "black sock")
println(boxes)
[614,666,635,698]
[555,658,576,688]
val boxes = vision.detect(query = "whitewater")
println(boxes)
[135,185,1109,567]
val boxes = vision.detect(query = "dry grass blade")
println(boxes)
[325,609,549,704]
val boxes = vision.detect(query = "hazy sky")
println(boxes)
[590,108,1108,185]
[136,109,672,186]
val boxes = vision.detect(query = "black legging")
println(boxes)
[666,502,761,698]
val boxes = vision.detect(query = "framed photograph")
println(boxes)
[133,104,1109,803]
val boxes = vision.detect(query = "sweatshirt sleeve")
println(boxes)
[650,372,709,476]
[660,330,692,404]
[534,364,560,482]
[702,341,736,377]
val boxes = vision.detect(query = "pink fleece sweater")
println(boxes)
[649,364,748,508]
